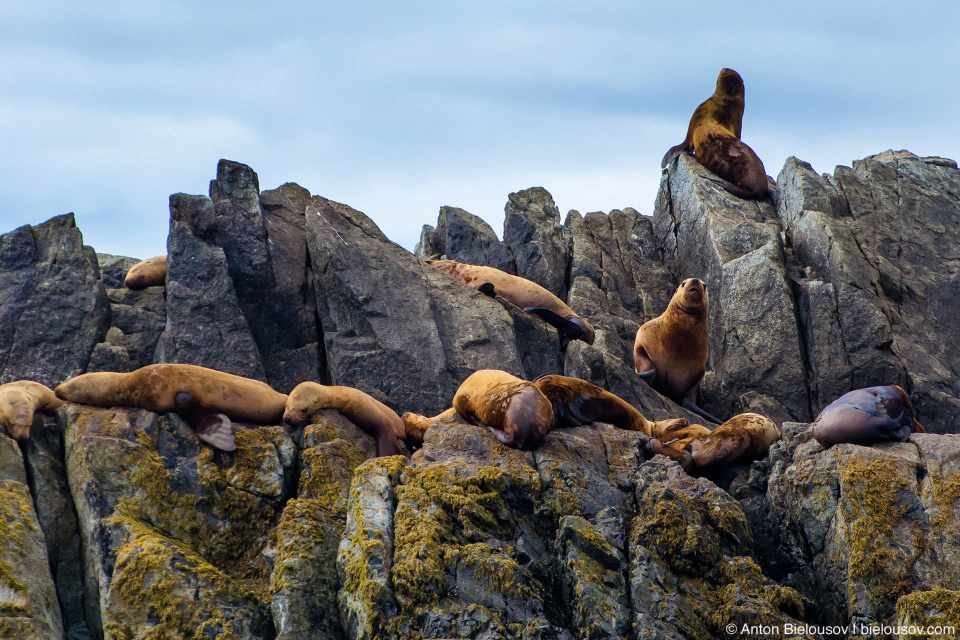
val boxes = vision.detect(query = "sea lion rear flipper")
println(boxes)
[477,282,497,297]
[681,398,722,425]
[524,307,584,340]
[193,413,237,452]
[661,143,687,169]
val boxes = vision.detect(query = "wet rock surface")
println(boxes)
[0,150,958,639]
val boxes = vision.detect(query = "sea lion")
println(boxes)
[426,259,595,344]
[401,407,457,449]
[532,374,687,437]
[649,413,780,472]
[54,364,287,452]
[634,278,720,424]
[453,370,555,450]
[811,385,924,449]
[124,256,167,290]
[661,68,770,199]
[0,381,62,441]
[283,382,407,457]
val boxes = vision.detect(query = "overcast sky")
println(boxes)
[1,1,958,259]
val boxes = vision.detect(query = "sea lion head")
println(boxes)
[0,390,34,441]
[672,278,709,315]
[890,385,924,433]
[716,68,744,98]
[283,381,328,425]
[501,386,555,451]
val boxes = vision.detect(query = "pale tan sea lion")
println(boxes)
[427,259,595,344]
[124,256,167,290]
[634,278,719,424]
[662,68,770,199]
[649,412,780,472]
[283,381,406,457]
[811,385,923,449]
[54,364,287,451]
[400,407,456,449]
[0,381,62,441]
[453,369,555,450]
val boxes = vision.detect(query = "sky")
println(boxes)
[1,1,958,258]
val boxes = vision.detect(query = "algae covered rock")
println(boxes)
[0,433,64,640]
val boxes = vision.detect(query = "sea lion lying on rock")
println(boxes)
[811,385,923,448]
[124,256,167,290]
[283,381,407,457]
[54,364,287,452]
[662,68,771,199]
[426,259,595,344]
[0,381,62,441]
[649,413,780,473]
[634,278,721,424]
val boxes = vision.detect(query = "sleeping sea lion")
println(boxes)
[662,68,770,199]
[401,407,456,449]
[532,374,688,436]
[54,364,288,452]
[453,370,555,450]
[283,381,407,457]
[634,278,720,424]
[811,385,923,449]
[649,413,780,473]
[0,381,62,441]
[426,259,595,344]
[124,256,167,290]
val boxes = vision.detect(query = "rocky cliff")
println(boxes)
[1,152,958,640]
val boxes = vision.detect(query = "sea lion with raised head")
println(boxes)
[532,374,688,436]
[124,256,167,290]
[0,381,62,441]
[426,259,595,344]
[634,278,720,424]
[662,68,770,199]
[453,370,555,450]
[811,385,923,449]
[649,413,780,473]
[55,364,287,452]
[284,381,407,457]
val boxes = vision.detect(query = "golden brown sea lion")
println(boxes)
[54,364,287,451]
[426,259,595,344]
[124,256,167,290]
[0,381,62,441]
[634,278,719,424]
[400,407,456,449]
[649,413,779,472]
[662,68,770,199]
[532,374,687,436]
[811,385,923,449]
[453,370,555,450]
[283,382,407,457]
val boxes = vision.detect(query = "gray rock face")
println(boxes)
[156,193,267,380]
[420,206,516,273]
[211,163,322,393]
[777,151,960,430]
[654,154,809,424]
[504,187,570,300]
[0,214,110,387]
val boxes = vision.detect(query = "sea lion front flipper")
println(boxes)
[477,282,497,298]
[634,346,656,377]
[524,307,584,340]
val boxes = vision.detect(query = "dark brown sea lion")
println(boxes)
[662,68,770,199]
[284,381,407,457]
[649,413,780,472]
[811,385,924,449]
[0,381,62,441]
[54,364,288,451]
[452,370,555,450]
[634,278,720,423]
[532,374,687,437]
[426,259,595,344]
[124,256,167,290]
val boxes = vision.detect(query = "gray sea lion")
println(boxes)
[811,385,923,448]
